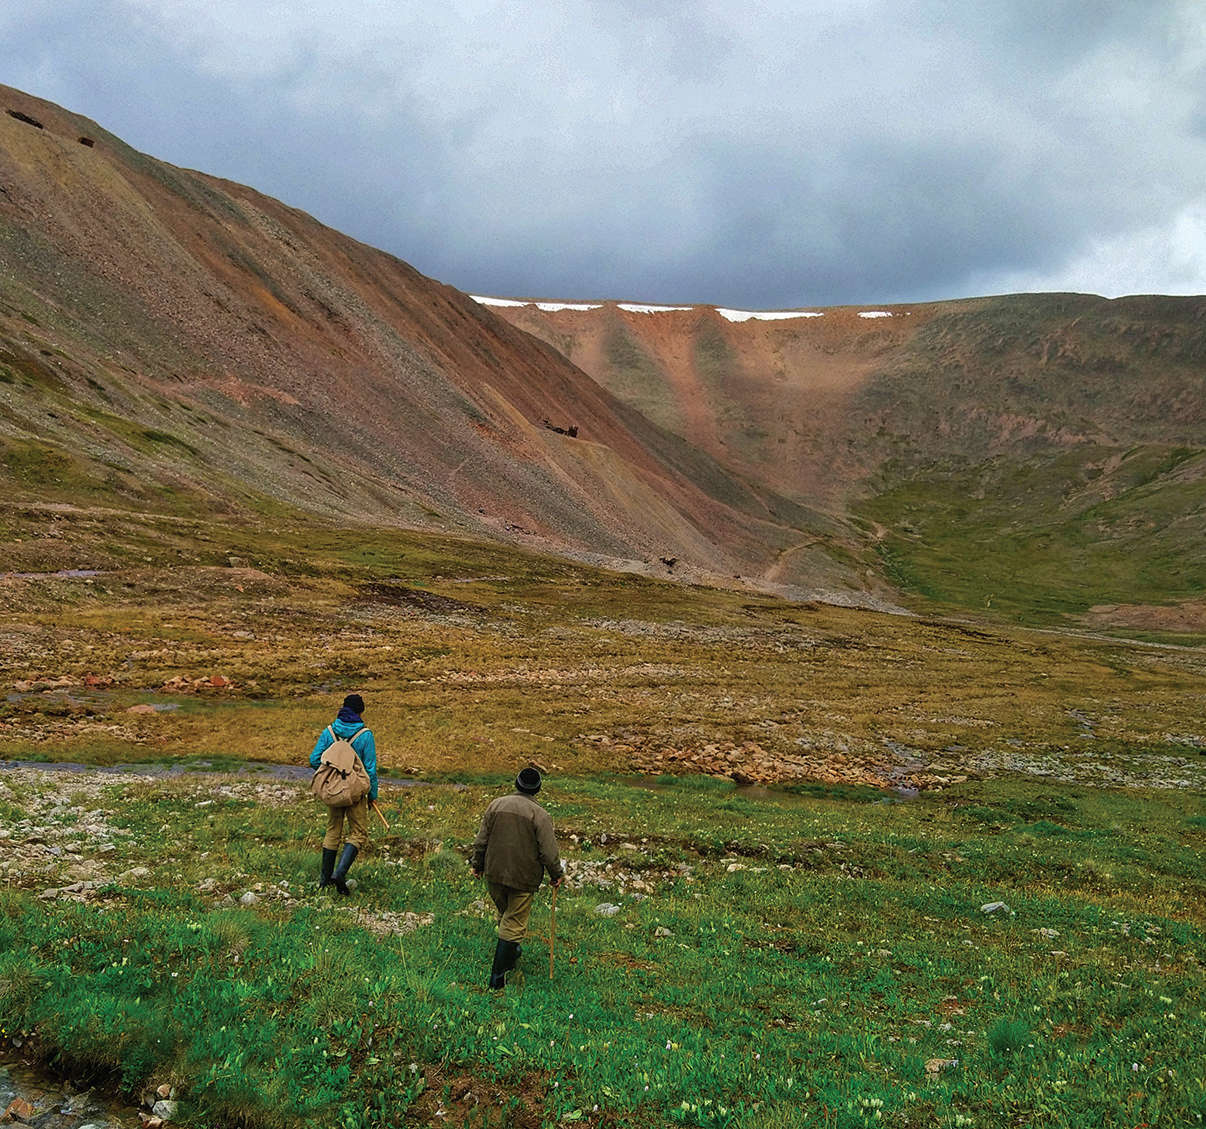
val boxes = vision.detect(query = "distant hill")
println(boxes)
[484,293,1206,628]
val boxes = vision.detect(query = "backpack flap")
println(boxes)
[311,728,372,807]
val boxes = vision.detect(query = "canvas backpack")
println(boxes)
[311,726,372,808]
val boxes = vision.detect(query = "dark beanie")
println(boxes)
[342,693,365,715]
[516,767,542,795]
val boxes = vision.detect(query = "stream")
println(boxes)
[0,1058,143,1128]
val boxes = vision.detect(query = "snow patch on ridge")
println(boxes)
[472,295,903,320]
[717,308,823,322]
[617,303,695,313]
[471,296,605,311]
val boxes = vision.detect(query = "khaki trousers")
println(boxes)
[488,882,534,942]
[323,798,369,850]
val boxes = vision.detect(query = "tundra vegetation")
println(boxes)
[1,500,1204,1128]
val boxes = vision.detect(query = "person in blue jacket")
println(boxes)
[309,693,378,894]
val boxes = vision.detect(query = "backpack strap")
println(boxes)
[348,727,371,750]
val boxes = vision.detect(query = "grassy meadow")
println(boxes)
[1,499,1205,1127]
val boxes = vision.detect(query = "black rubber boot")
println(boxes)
[318,848,337,890]
[333,843,358,895]
[489,939,519,989]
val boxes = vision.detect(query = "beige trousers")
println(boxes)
[323,798,369,850]
[488,882,534,942]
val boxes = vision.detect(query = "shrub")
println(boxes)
[987,1018,1030,1059]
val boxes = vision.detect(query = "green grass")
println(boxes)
[860,445,1206,624]
[2,772,1204,1128]
[2,496,1205,1126]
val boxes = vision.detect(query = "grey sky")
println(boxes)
[3,1,1204,307]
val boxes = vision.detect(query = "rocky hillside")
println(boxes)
[0,85,869,599]
[3,83,1204,626]
[483,294,1206,627]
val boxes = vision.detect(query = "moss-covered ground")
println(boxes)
[1,501,1204,1127]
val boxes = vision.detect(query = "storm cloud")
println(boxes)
[3,0,1203,307]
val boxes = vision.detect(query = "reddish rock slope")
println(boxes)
[0,86,867,594]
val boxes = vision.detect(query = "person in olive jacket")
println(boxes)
[471,767,564,989]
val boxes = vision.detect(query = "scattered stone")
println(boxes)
[126,705,158,715]
[151,1099,177,1120]
[654,926,672,937]
[155,1085,173,1101]
[925,1058,958,1075]
[4,1097,35,1121]
[980,901,1011,915]
[356,910,435,938]
[119,867,151,883]
[1035,927,1059,939]
[595,903,621,917]
[239,891,259,906]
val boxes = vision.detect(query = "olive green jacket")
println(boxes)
[471,791,564,892]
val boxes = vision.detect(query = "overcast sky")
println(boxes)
[4,1,1204,307]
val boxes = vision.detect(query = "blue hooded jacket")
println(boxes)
[310,713,378,802]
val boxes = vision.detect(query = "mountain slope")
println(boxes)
[484,293,1206,627]
[0,86,876,597]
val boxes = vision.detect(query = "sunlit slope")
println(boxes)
[487,293,1206,628]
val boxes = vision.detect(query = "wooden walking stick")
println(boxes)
[549,882,558,980]
[370,801,391,831]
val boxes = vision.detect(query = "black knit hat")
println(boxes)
[516,767,542,795]
[343,693,366,715]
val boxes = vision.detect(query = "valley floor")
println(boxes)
[1,509,1204,1126]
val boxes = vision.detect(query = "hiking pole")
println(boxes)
[370,801,391,831]
[549,882,558,980]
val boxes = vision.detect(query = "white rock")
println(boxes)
[980,901,1011,914]
[239,891,259,906]
[654,926,672,937]
[152,1099,178,1120]
[595,903,621,917]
